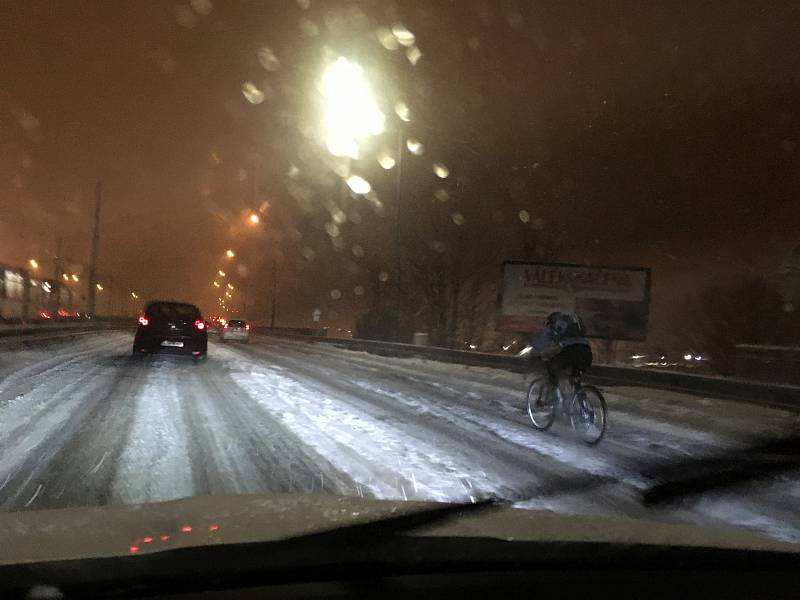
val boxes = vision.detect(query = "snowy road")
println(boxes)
[0,331,798,543]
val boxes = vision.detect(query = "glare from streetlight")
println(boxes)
[96,283,104,291]
[71,274,80,282]
[249,213,260,224]
[227,283,234,290]
[226,249,235,258]
[29,258,39,270]
[62,274,69,281]
[320,57,385,158]
[130,292,138,299]
[213,281,220,287]
[218,270,226,277]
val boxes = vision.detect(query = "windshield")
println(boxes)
[1,0,799,565]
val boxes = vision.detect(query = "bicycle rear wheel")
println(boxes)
[527,376,556,430]
[570,385,607,445]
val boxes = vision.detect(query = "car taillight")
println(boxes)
[195,319,206,330]
[138,315,149,327]
[245,324,250,331]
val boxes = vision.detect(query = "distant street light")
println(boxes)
[248,213,260,224]
[29,258,39,270]
[62,273,70,281]
[71,274,80,282]
[226,249,235,258]
[130,291,138,299]
[96,283,104,291]
[227,283,234,290]
[213,281,220,287]
[218,270,226,277]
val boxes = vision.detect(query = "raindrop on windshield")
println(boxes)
[241,82,265,104]
[406,139,425,155]
[257,47,280,72]
[391,23,416,46]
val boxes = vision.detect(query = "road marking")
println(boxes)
[0,472,11,492]
[24,483,43,507]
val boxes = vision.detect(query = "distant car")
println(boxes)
[132,301,208,360]
[221,319,251,343]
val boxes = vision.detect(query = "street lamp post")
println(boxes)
[392,122,405,341]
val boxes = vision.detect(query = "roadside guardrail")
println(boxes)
[253,328,800,410]
[0,319,133,341]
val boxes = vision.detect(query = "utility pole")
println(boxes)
[270,258,277,328]
[87,181,102,315]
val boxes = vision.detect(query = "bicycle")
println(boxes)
[526,370,607,445]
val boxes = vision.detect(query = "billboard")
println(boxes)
[498,261,651,340]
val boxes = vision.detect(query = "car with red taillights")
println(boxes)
[220,319,251,343]
[133,301,208,360]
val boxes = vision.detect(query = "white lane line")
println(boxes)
[0,472,11,492]
[89,451,109,474]
[24,483,43,507]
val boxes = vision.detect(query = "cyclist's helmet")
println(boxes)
[546,312,586,339]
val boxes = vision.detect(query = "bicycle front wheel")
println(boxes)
[570,385,607,445]
[527,377,556,430]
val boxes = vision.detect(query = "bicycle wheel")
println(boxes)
[527,376,557,430]
[570,385,607,445]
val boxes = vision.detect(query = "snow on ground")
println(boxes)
[111,359,195,505]
[0,331,798,544]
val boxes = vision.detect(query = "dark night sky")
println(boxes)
[2,1,799,343]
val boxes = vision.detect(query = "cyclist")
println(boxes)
[530,312,592,401]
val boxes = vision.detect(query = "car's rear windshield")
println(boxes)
[228,320,246,326]
[146,303,200,320]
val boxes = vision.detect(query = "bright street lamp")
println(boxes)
[29,259,39,270]
[130,292,138,299]
[248,213,260,225]
[96,283,104,291]
[320,57,385,158]
[71,274,80,282]
[226,249,235,258]
[218,270,226,277]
